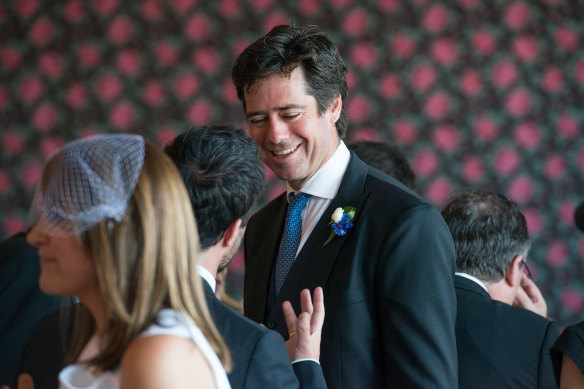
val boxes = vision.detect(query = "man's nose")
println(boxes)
[266,117,290,143]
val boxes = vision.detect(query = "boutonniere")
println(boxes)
[323,206,356,247]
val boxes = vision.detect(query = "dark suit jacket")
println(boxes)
[0,232,66,386]
[203,281,326,389]
[244,154,458,388]
[14,306,77,389]
[455,275,560,389]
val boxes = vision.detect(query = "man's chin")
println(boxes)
[268,165,301,182]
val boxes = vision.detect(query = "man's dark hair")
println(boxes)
[164,125,265,249]
[441,191,531,282]
[232,24,348,138]
[348,141,416,190]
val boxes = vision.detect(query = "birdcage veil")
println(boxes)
[29,134,145,236]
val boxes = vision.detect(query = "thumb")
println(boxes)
[18,374,35,389]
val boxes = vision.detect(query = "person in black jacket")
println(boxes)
[233,24,457,388]
[0,232,69,388]
[442,191,561,389]
[164,125,327,389]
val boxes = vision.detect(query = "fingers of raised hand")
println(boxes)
[299,288,314,316]
[282,300,298,337]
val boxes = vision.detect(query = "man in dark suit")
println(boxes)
[0,232,69,387]
[232,25,458,388]
[164,125,327,389]
[442,191,560,389]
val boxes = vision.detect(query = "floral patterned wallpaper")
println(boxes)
[1,0,583,327]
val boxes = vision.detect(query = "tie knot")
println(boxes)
[289,192,312,213]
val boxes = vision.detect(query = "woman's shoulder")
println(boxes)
[120,331,216,388]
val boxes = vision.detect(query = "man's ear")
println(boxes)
[328,94,342,125]
[222,218,243,248]
[504,254,524,287]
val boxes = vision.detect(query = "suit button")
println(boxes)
[266,321,276,329]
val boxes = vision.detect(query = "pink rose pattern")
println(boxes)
[1,0,583,327]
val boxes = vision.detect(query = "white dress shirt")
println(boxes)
[455,272,489,293]
[197,265,216,292]
[285,140,351,258]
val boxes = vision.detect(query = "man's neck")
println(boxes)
[485,281,514,305]
[287,140,350,199]
[197,248,219,278]
[287,139,341,191]
[456,272,514,305]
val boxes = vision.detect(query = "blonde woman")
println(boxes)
[24,134,231,389]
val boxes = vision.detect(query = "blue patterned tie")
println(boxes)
[273,192,312,296]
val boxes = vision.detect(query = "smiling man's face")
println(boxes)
[244,67,342,191]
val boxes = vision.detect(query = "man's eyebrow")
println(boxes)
[246,104,306,118]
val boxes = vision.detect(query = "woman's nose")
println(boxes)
[26,222,47,247]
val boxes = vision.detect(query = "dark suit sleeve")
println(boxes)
[538,321,560,389]
[245,329,326,389]
[292,361,327,389]
[376,203,458,388]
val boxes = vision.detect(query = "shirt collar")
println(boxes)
[286,140,351,201]
[455,272,489,293]
[197,265,216,292]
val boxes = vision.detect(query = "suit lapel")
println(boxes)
[245,193,287,322]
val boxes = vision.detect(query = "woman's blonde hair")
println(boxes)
[66,141,231,372]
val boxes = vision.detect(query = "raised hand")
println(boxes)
[282,287,325,362]
[513,274,548,318]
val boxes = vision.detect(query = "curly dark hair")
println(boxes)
[164,125,265,249]
[232,24,348,138]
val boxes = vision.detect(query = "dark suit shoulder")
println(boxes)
[248,192,286,226]
[206,287,272,342]
[455,283,559,389]
[358,174,451,253]
[0,233,66,386]
[456,282,554,332]
[365,169,427,207]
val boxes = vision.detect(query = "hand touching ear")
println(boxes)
[513,274,548,318]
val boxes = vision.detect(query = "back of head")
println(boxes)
[441,191,531,282]
[232,24,348,138]
[348,141,416,190]
[164,125,265,249]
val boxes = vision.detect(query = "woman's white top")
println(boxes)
[59,309,231,389]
